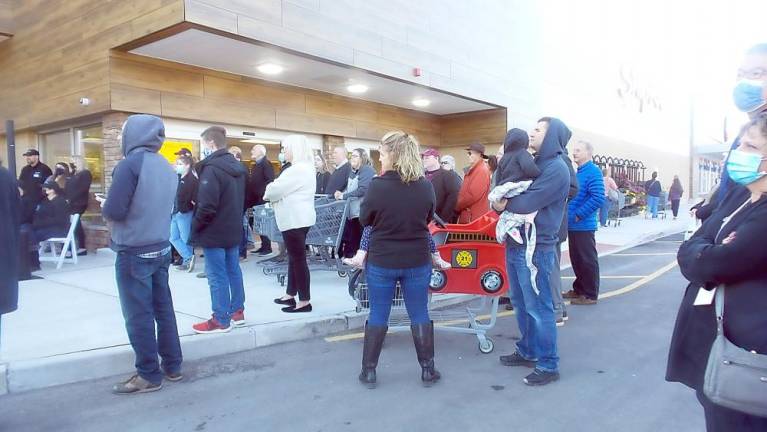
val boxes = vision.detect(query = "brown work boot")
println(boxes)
[562,289,580,299]
[571,297,598,305]
[112,374,162,395]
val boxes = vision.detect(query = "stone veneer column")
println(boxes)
[102,112,129,192]
[322,135,344,171]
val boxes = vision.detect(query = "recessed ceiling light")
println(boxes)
[412,98,431,108]
[257,63,284,75]
[347,84,369,94]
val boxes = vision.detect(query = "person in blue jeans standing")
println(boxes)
[190,126,247,334]
[100,114,182,394]
[492,117,570,386]
[645,171,662,218]
[170,151,198,272]
[357,131,440,389]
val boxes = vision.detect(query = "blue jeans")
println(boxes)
[203,246,245,326]
[169,211,193,261]
[115,250,182,384]
[366,262,432,326]
[506,244,559,372]
[599,198,612,226]
[647,195,659,218]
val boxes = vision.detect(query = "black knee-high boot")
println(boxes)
[359,322,387,389]
[411,321,441,386]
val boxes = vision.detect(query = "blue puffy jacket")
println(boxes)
[568,161,605,232]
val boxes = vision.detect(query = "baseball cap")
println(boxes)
[421,148,440,158]
[174,148,193,157]
[22,149,40,156]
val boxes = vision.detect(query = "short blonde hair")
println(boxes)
[282,135,314,165]
[380,131,423,183]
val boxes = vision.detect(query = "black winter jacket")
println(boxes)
[498,128,541,184]
[65,170,92,214]
[428,169,461,223]
[667,192,767,392]
[33,195,71,232]
[316,172,331,195]
[191,150,247,248]
[326,162,351,197]
[246,158,275,208]
[0,166,20,314]
[175,171,198,214]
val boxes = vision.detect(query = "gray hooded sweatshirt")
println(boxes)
[102,114,178,253]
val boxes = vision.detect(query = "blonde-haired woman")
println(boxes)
[314,151,331,195]
[265,135,317,313]
[358,131,440,388]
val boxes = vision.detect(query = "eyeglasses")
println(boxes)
[440,161,450,165]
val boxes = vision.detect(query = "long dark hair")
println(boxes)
[672,176,683,190]
[487,155,498,173]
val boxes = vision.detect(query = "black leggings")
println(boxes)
[671,199,680,217]
[283,227,311,301]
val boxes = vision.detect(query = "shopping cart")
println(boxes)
[607,190,626,227]
[349,212,506,354]
[255,196,352,285]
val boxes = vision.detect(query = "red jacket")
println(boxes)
[455,161,490,224]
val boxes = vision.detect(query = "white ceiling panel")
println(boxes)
[130,29,497,115]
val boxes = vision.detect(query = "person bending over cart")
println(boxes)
[357,131,441,389]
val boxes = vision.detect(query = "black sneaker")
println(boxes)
[499,351,537,368]
[523,369,560,386]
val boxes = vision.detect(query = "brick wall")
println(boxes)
[102,112,129,191]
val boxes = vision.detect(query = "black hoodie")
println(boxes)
[191,149,247,248]
[498,128,541,184]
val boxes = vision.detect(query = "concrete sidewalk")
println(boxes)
[0,206,693,394]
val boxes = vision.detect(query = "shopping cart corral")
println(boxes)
[348,212,507,354]
[254,196,353,285]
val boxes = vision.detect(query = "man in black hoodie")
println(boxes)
[190,126,247,334]
[493,117,571,386]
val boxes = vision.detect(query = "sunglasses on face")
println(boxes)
[440,161,450,165]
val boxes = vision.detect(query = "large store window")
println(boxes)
[75,125,105,193]
[39,129,71,168]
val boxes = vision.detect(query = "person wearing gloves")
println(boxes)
[267,135,317,313]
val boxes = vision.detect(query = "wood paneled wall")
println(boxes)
[440,109,507,149]
[108,52,446,147]
[0,0,184,133]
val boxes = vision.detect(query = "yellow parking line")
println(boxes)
[325,260,679,343]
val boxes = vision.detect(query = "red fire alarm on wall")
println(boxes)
[413,67,422,77]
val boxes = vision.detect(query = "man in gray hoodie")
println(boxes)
[101,114,182,395]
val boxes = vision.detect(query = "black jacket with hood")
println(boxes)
[498,128,541,184]
[504,118,571,250]
[191,149,247,248]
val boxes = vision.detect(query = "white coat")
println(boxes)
[264,161,317,232]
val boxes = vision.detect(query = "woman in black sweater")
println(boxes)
[357,131,439,389]
[667,114,767,430]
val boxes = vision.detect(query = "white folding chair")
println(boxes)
[38,214,80,269]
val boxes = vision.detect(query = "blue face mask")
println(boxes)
[201,147,213,159]
[726,149,767,185]
[175,164,186,176]
[733,79,766,113]
[278,152,286,163]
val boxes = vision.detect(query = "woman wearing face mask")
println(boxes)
[277,150,291,177]
[667,113,767,431]
[169,153,198,272]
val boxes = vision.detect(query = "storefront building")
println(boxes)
[1,1,696,249]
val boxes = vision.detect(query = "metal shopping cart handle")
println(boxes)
[432,213,447,229]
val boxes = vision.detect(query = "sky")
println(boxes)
[529,0,767,155]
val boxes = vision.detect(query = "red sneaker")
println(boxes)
[192,317,231,334]
[231,309,245,327]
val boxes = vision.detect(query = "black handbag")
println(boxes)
[703,287,767,417]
